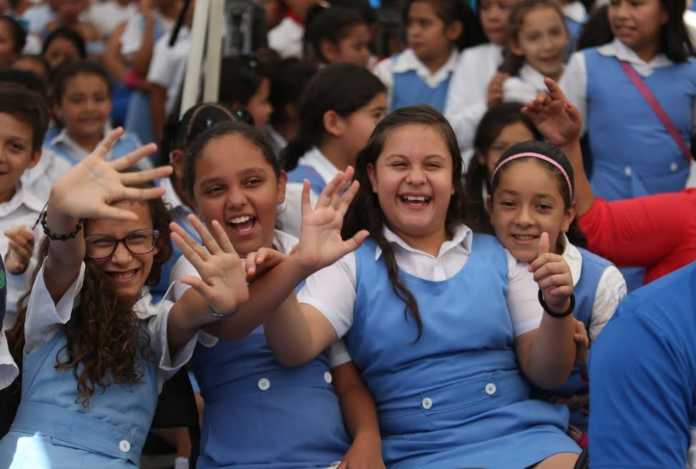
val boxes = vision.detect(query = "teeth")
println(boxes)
[402,196,428,202]
[230,215,252,224]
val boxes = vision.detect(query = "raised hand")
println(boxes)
[295,167,369,272]
[50,128,172,221]
[529,232,574,314]
[522,78,582,147]
[487,72,509,107]
[244,247,286,283]
[4,225,34,274]
[171,215,249,317]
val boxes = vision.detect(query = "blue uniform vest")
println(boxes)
[346,234,578,468]
[584,48,696,200]
[534,247,612,430]
[286,164,327,195]
[0,332,159,468]
[191,328,349,468]
[391,55,452,112]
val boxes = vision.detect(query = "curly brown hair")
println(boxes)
[7,196,172,408]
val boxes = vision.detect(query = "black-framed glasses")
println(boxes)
[85,229,160,261]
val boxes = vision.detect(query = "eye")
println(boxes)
[537,202,553,211]
[499,199,516,208]
[88,237,115,247]
[243,176,263,187]
[203,184,224,195]
[389,160,408,169]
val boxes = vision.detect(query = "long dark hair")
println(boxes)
[403,0,487,50]
[489,140,587,250]
[465,102,541,233]
[7,196,172,408]
[651,0,694,62]
[342,106,466,340]
[304,5,367,63]
[280,63,386,172]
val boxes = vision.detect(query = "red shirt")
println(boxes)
[578,189,696,284]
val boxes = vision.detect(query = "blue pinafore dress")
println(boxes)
[345,234,579,468]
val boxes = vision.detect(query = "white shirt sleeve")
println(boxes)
[505,251,545,336]
[296,252,357,339]
[372,57,394,90]
[588,265,627,340]
[0,330,18,390]
[503,77,539,105]
[24,262,85,354]
[277,182,319,238]
[120,15,144,56]
[559,51,588,133]
[147,35,175,86]
[328,339,352,368]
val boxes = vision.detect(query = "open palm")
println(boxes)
[296,168,369,272]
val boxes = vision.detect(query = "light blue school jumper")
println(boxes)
[534,247,611,431]
[584,48,696,201]
[287,164,327,195]
[191,328,350,468]
[390,55,452,113]
[0,332,158,468]
[345,234,579,468]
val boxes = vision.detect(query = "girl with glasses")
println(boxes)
[0,128,249,468]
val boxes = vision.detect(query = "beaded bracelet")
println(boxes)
[537,290,575,319]
[40,211,83,241]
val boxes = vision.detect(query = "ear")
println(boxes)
[367,162,378,193]
[319,39,339,63]
[276,170,288,205]
[170,149,185,177]
[562,201,576,233]
[445,20,463,43]
[323,110,346,138]
[27,148,41,169]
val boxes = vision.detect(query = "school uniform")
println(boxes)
[279,147,336,237]
[147,27,191,119]
[589,261,696,468]
[0,183,44,320]
[172,230,351,469]
[445,43,504,164]
[373,48,459,113]
[268,16,304,59]
[561,39,696,201]
[0,263,198,468]
[503,64,553,104]
[21,150,72,202]
[533,238,625,430]
[43,127,146,168]
[563,2,587,51]
[0,256,16,392]
[298,225,580,468]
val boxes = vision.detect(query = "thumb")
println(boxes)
[537,232,550,257]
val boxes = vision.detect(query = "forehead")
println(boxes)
[196,133,274,177]
[0,112,33,141]
[65,73,107,91]
[380,123,452,161]
[521,6,564,27]
[496,158,564,192]
[86,201,153,235]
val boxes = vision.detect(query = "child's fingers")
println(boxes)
[337,180,360,217]
[5,230,33,250]
[549,285,573,299]
[537,232,550,257]
[171,231,210,269]
[7,239,31,261]
[536,272,571,291]
[179,275,215,298]
[120,165,173,186]
[300,180,311,218]
[187,215,221,255]
[245,252,258,277]
[95,203,141,221]
[343,229,369,254]
[531,259,569,282]
[92,127,125,160]
[110,142,158,171]
[210,219,237,255]
[117,185,167,203]
[317,171,347,208]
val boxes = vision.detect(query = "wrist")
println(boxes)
[538,290,575,318]
[288,250,319,278]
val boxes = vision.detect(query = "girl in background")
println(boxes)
[280,63,387,236]
[41,27,86,71]
[304,5,372,67]
[374,0,485,112]
[218,55,273,131]
[0,15,26,69]
[500,0,570,104]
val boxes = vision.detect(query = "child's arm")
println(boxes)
[332,359,384,469]
[515,233,577,389]
[166,215,249,352]
[43,129,171,303]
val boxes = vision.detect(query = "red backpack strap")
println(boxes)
[620,61,692,161]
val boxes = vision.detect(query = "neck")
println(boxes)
[319,140,352,172]
[69,131,102,154]
[421,49,452,75]
[634,43,659,63]
[275,121,298,143]
[0,185,16,204]
[397,228,449,257]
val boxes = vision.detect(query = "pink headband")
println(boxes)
[491,151,574,201]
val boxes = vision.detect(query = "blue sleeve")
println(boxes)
[589,303,694,468]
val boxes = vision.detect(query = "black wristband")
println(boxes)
[538,290,575,318]
[40,210,83,241]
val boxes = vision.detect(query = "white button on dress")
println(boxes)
[624,166,632,177]
[324,371,333,384]
[119,440,131,453]
[485,383,497,396]
[258,378,271,391]
[421,397,433,410]
[671,162,679,172]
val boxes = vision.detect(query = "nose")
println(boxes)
[111,240,133,264]
[406,166,426,185]
[513,205,534,226]
[226,188,248,208]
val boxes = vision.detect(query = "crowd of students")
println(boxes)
[0,0,692,467]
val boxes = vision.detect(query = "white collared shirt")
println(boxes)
[25,262,197,390]
[171,229,352,367]
[563,1,588,24]
[21,149,72,202]
[560,238,626,340]
[297,224,550,339]
[278,147,337,237]
[148,27,191,117]
[268,16,304,59]
[560,39,696,133]
[445,43,504,164]
[503,64,554,104]
[0,183,45,321]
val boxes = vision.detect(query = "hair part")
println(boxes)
[342,105,466,340]
[281,63,386,172]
